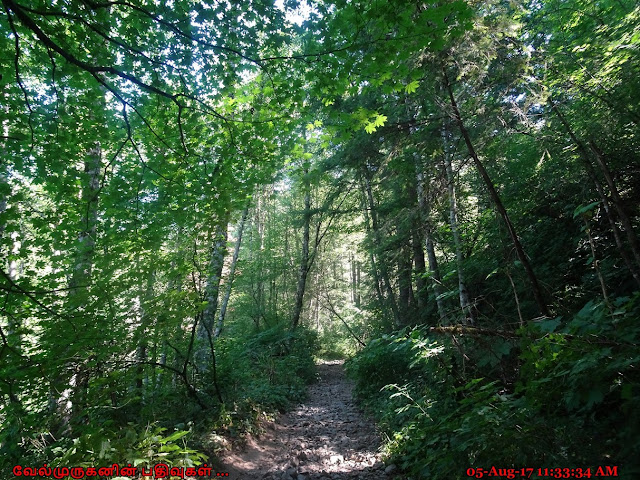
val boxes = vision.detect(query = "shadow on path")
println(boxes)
[217,360,400,480]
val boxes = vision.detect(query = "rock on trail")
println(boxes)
[217,360,398,480]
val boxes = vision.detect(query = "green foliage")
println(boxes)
[2,0,640,477]
[516,296,640,469]
[211,324,318,435]
[50,424,207,470]
[348,299,640,478]
[317,323,359,360]
[346,328,456,433]
[242,326,318,411]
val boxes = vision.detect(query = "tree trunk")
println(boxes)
[196,211,229,367]
[412,223,428,312]
[397,243,414,324]
[551,102,640,287]
[292,166,311,329]
[363,173,400,326]
[443,67,550,318]
[52,138,102,430]
[414,155,447,322]
[350,253,357,304]
[407,178,429,319]
[355,260,361,308]
[588,141,640,268]
[582,215,612,309]
[136,270,155,395]
[214,204,249,338]
[360,185,386,310]
[442,124,476,324]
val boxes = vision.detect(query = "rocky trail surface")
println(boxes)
[217,360,400,480]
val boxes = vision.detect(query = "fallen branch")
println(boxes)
[428,325,639,348]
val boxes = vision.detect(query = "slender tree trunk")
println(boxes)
[350,253,357,304]
[403,103,427,317]
[196,211,229,367]
[314,267,321,330]
[411,223,428,311]
[414,156,446,322]
[397,244,414,324]
[582,215,612,309]
[136,270,155,395]
[292,166,311,329]
[363,173,401,326]
[588,141,640,267]
[442,124,476,324]
[214,204,249,338]
[51,137,102,430]
[254,191,266,322]
[505,268,524,327]
[551,102,640,286]
[360,185,385,310]
[0,171,7,242]
[355,260,361,308]
[443,67,550,318]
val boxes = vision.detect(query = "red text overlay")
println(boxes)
[12,463,229,479]
[466,466,620,479]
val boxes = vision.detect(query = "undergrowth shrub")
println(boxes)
[347,295,640,479]
[0,325,319,477]
[50,423,207,469]
[211,324,318,440]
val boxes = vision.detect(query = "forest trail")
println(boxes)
[217,360,399,480]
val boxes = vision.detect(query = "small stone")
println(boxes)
[286,467,297,476]
[297,475,307,480]
[281,473,294,480]
[329,454,344,464]
[385,464,397,475]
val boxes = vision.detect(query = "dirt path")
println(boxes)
[217,360,399,480]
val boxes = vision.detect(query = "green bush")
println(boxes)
[214,324,318,426]
[347,297,640,479]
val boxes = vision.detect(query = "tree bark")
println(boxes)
[397,244,414,324]
[442,123,476,324]
[583,216,612,309]
[414,155,447,322]
[136,270,155,394]
[196,211,229,367]
[350,253,357,305]
[54,138,102,430]
[411,223,428,311]
[292,165,311,329]
[214,204,249,338]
